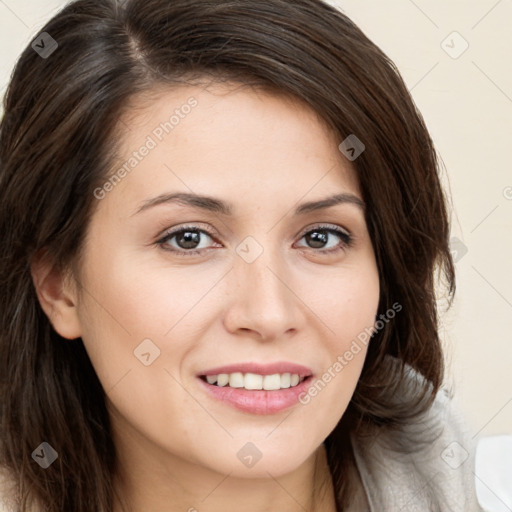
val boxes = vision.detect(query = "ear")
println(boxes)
[30,248,82,340]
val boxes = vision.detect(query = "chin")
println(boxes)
[199,437,318,479]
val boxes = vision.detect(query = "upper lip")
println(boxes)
[198,361,314,378]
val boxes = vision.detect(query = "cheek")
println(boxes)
[320,263,380,344]
[81,240,213,331]
[306,262,380,401]
[75,248,227,382]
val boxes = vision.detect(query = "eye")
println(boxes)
[156,223,353,257]
[295,224,353,254]
[156,225,220,256]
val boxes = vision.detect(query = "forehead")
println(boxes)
[100,81,361,216]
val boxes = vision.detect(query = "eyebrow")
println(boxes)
[131,191,365,217]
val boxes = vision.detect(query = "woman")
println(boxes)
[0,0,484,510]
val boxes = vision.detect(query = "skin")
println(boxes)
[32,82,380,512]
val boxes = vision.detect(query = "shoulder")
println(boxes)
[350,358,484,511]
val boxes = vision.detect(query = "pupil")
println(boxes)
[179,231,200,249]
[307,230,327,248]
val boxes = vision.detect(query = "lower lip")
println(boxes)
[197,376,314,415]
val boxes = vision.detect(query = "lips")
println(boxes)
[197,374,314,414]
[195,361,315,414]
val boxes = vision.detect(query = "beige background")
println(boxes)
[1,0,511,438]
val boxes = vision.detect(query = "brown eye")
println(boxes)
[157,226,219,256]
[296,225,352,253]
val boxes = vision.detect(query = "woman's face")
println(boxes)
[71,83,380,480]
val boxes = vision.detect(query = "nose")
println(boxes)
[222,247,303,341]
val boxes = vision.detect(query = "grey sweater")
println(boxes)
[348,363,484,511]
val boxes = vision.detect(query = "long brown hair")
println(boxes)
[0,0,455,510]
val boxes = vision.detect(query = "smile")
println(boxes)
[200,372,306,390]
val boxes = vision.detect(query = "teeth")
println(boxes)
[203,372,306,390]
[228,372,244,388]
[263,374,281,390]
[216,374,229,386]
[244,373,263,390]
[280,373,291,388]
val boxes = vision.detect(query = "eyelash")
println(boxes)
[155,223,353,257]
